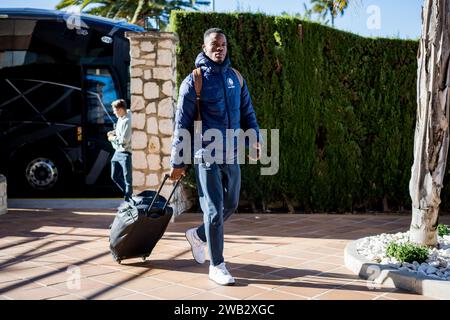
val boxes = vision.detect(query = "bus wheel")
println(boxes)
[12,152,72,196]
[25,157,60,190]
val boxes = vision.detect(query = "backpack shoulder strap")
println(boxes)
[192,68,202,121]
[231,68,244,88]
[192,67,202,98]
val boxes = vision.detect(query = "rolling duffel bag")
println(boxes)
[109,174,182,264]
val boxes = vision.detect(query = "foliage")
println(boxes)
[170,11,418,212]
[55,0,210,27]
[386,242,429,263]
[307,0,349,26]
[438,224,450,237]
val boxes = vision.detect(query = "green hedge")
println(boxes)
[169,11,419,212]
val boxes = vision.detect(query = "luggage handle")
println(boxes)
[146,174,183,215]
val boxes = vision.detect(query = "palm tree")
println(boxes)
[55,0,210,28]
[309,0,349,26]
[409,0,450,247]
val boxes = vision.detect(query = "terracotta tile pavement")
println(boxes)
[1,208,449,300]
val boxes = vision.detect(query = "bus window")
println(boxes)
[85,68,118,124]
[0,19,37,69]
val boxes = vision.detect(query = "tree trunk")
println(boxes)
[131,0,145,24]
[409,0,450,247]
[382,194,390,212]
[282,193,295,214]
[329,6,335,27]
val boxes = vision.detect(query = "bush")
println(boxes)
[170,11,418,212]
[386,242,429,263]
[438,224,449,237]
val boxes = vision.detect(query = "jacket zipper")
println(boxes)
[221,72,231,129]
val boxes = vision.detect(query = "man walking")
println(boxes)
[169,28,261,285]
[108,99,133,202]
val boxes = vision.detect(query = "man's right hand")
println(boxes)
[169,167,186,180]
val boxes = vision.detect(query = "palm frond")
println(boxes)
[57,0,210,27]
[55,0,83,10]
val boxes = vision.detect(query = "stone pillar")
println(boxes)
[127,31,192,216]
[0,175,7,215]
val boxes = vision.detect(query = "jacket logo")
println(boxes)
[227,78,235,89]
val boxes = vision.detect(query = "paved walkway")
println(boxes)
[1,208,447,300]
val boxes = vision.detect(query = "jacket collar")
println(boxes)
[195,52,231,74]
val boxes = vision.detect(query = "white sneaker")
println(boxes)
[209,262,235,286]
[185,228,206,264]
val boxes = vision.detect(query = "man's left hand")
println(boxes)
[249,142,262,161]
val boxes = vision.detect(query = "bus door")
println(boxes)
[82,66,118,186]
